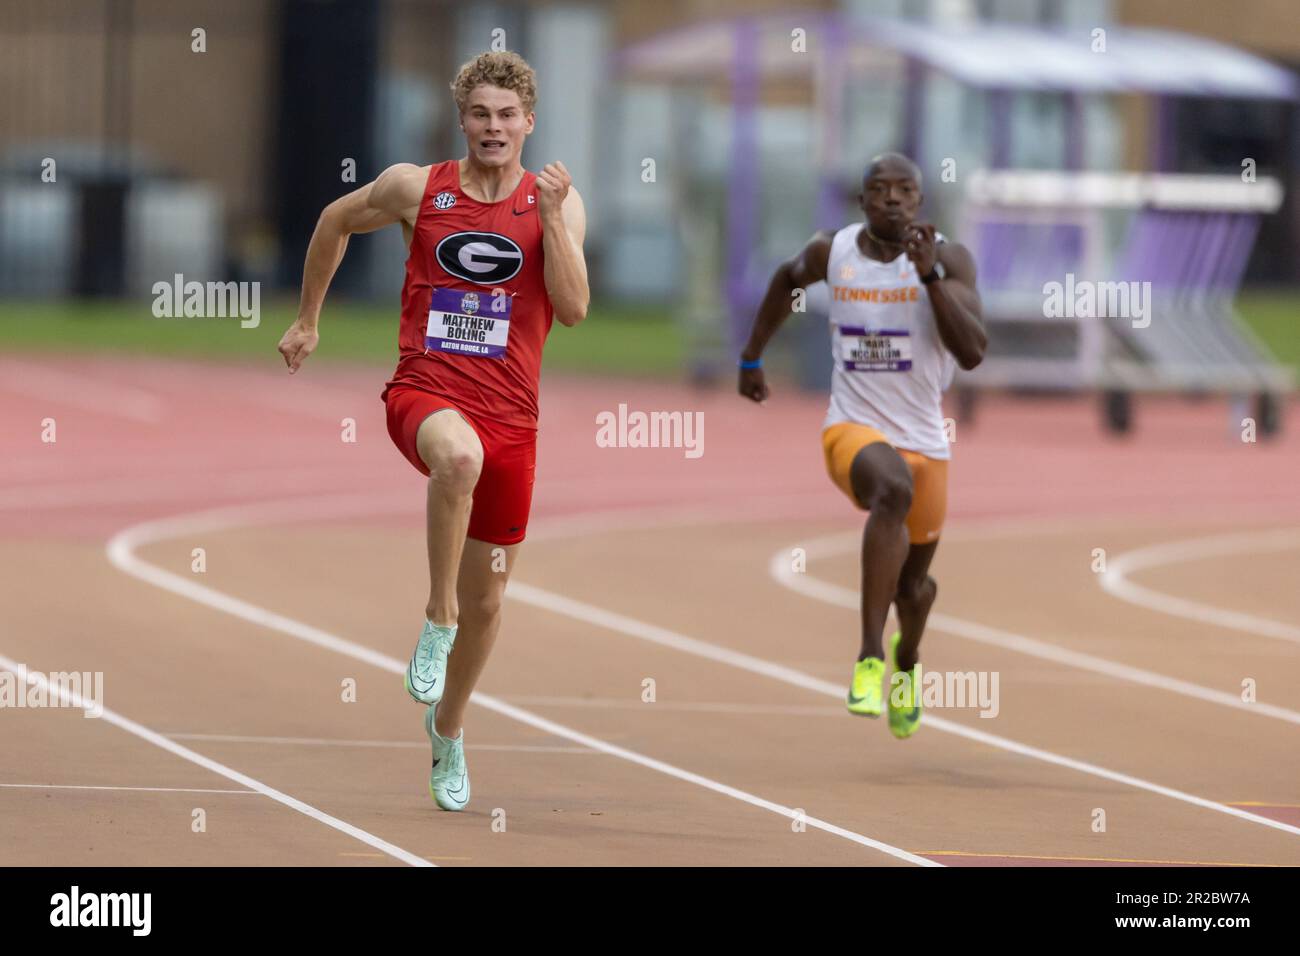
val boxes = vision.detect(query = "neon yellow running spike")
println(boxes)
[846,656,885,717]
[888,630,922,739]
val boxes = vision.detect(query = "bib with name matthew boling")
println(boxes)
[426,288,511,359]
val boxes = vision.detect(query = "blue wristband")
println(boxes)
[739,358,763,370]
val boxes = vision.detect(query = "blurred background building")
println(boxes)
[1,0,1296,424]
[4,0,1297,293]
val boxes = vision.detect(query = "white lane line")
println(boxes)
[1100,528,1300,646]
[508,579,1300,839]
[107,502,934,867]
[0,654,434,868]
[0,360,165,424]
[773,532,1300,727]
[504,696,843,717]
[470,694,939,864]
[167,733,598,754]
[0,783,256,794]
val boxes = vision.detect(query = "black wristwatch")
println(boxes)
[920,261,945,284]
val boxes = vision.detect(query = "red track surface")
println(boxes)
[1,355,1297,866]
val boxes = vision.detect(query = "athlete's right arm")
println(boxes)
[737,230,833,403]
[278,163,426,373]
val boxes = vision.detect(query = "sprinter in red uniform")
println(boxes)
[277,51,589,811]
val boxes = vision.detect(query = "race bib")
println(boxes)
[838,326,912,371]
[426,288,510,359]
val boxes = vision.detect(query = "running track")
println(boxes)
[1,355,1298,866]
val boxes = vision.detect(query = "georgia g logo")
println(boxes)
[435,232,523,286]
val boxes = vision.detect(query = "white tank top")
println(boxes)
[823,223,956,460]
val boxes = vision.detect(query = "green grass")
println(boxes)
[0,298,686,376]
[1236,292,1300,372]
[1,292,1294,377]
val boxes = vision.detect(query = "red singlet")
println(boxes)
[382,160,553,429]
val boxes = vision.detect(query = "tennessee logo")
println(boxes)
[434,231,524,285]
[833,286,920,304]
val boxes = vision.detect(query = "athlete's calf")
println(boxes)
[848,443,913,661]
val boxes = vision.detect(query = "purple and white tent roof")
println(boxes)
[619,13,1300,100]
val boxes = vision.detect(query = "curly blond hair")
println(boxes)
[450,51,538,115]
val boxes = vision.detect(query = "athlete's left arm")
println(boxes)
[908,225,987,371]
[537,162,590,328]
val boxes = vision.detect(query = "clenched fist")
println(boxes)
[536,161,572,219]
[738,365,769,404]
[278,321,319,374]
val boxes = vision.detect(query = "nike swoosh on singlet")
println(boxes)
[512,207,534,216]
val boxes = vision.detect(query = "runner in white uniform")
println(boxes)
[823,222,957,461]
[738,153,985,739]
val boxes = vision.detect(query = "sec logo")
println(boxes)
[432,191,457,210]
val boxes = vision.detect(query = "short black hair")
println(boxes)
[864,152,922,189]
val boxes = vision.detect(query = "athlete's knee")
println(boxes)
[417,412,483,494]
[849,445,913,517]
[439,449,483,494]
[895,573,936,610]
[461,587,504,623]
[867,475,913,519]
[422,440,483,496]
